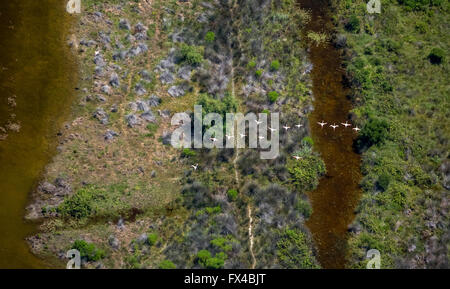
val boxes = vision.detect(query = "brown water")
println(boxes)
[299,0,362,268]
[0,0,76,268]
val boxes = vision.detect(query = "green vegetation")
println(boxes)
[276,229,319,268]
[227,189,238,201]
[270,60,280,71]
[159,260,176,269]
[268,91,279,103]
[71,240,105,262]
[58,187,96,219]
[247,60,257,69]
[180,43,204,66]
[255,69,263,77]
[288,155,326,192]
[205,31,216,43]
[197,93,238,117]
[147,233,158,246]
[336,0,449,268]
[196,249,225,269]
[181,148,196,158]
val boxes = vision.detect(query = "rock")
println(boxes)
[117,218,125,230]
[126,114,141,128]
[119,19,131,30]
[94,66,103,76]
[139,70,152,81]
[98,31,110,45]
[159,59,175,71]
[93,108,109,125]
[104,130,119,141]
[160,71,174,84]
[168,85,187,97]
[177,66,192,80]
[136,100,149,112]
[197,13,209,23]
[97,95,106,102]
[147,95,161,107]
[109,72,120,87]
[135,83,147,96]
[129,102,138,112]
[108,235,120,250]
[55,178,71,190]
[126,34,136,43]
[110,104,118,113]
[138,43,148,52]
[80,39,96,47]
[101,85,111,94]
[136,233,148,244]
[113,50,128,61]
[408,244,416,252]
[151,170,157,178]
[93,54,106,67]
[39,182,56,194]
[135,33,148,41]
[93,11,102,18]
[141,111,156,123]
[134,22,147,33]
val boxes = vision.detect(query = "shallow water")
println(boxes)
[0,0,76,268]
[299,0,363,268]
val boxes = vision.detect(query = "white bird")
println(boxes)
[352,127,361,132]
[318,121,327,128]
[295,124,303,128]
[268,127,277,132]
[95,50,100,56]
[258,136,265,140]
[210,137,218,142]
[341,121,352,128]
[225,134,234,140]
[330,124,339,131]
[282,125,291,131]
[292,155,302,160]
[191,164,198,170]
[254,120,263,125]
[239,133,246,138]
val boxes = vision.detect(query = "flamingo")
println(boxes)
[268,127,277,132]
[295,124,303,128]
[239,133,246,138]
[352,127,361,132]
[191,164,198,170]
[210,137,218,143]
[282,125,291,131]
[318,121,327,128]
[330,124,339,131]
[225,134,234,140]
[341,121,351,128]
[292,155,302,160]
[254,120,263,125]
[258,136,265,140]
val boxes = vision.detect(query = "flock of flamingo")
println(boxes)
[191,119,362,169]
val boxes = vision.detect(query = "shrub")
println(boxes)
[270,60,280,71]
[345,15,360,32]
[147,233,158,246]
[356,118,389,150]
[288,155,326,192]
[276,229,319,268]
[255,69,263,77]
[159,260,176,269]
[227,189,238,201]
[428,47,444,64]
[181,148,196,158]
[58,188,97,219]
[296,199,312,218]
[302,136,314,147]
[377,174,391,191]
[248,60,257,69]
[197,249,211,266]
[268,91,279,103]
[180,44,203,66]
[205,31,215,43]
[72,240,105,262]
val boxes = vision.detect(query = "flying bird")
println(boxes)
[352,127,361,132]
[268,127,277,132]
[254,120,263,125]
[258,136,265,140]
[318,121,327,128]
[225,134,234,140]
[341,121,352,128]
[330,124,339,131]
[191,164,198,170]
[239,133,246,138]
[292,155,302,160]
[295,124,303,128]
[282,125,291,131]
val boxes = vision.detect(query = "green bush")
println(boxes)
[356,118,389,150]
[72,240,105,262]
[268,91,279,103]
[159,260,176,269]
[377,174,391,191]
[196,249,226,269]
[296,199,312,218]
[205,31,215,43]
[248,60,257,69]
[270,60,280,71]
[180,44,204,66]
[276,229,319,268]
[428,47,445,64]
[147,233,158,246]
[181,148,196,158]
[227,189,238,201]
[58,188,96,219]
[302,136,314,147]
[255,69,263,77]
[288,155,326,192]
[345,15,360,32]
[398,0,443,11]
